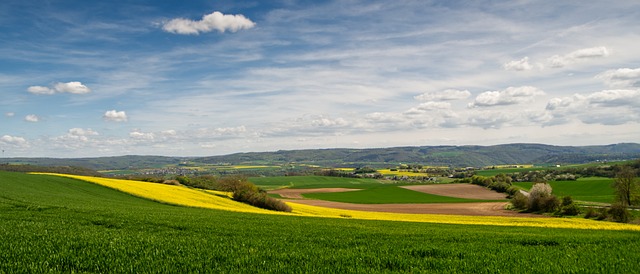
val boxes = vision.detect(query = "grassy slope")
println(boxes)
[513,177,615,203]
[2,172,640,272]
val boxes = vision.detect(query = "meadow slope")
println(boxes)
[2,172,640,273]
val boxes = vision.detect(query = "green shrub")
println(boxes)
[608,203,631,223]
[584,207,598,219]
[561,196,573,207]
[230,179,292,212]
[506,186,519,197]
[510,192,528,210]
[561,204,581,216]
[540,195,560,213]
[560,196,580,216]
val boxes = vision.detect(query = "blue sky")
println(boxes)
[1,0,639,157]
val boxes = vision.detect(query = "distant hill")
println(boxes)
[197,143,640,167]
[4,143,640,170]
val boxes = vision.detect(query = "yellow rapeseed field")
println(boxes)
[377,169,430,177]
[40,173,640,231]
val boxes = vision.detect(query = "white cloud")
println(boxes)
[0,135,28,147]
[469,86,545,107]
[548,46,609,68]
[595,68,640,88]
[587,89,640,107]
[103,110,128,122]
[466,111,512,129]
[415,89,471,101]
[5,112,15,117]
[27,81,91,95]
[544,89,640,126]
[503,57,533,71]
[311,117,348,127]
[54,128,99,143]
[24,114,39,122]
[130,130,155,141]
[53,82,91,94]
[27,85,55,95]
[162,11,256,35]
[405,102,452,115]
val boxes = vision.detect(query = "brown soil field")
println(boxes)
[269,185,542,217]
[401,184,508,200]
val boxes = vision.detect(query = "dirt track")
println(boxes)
[269,184,542,217]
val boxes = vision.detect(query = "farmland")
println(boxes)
[2,171,640,272]
[513,177,616,204]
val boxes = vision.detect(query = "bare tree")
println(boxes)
[613,166,638,206]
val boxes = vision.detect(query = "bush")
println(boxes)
[510,192,528,210]
[584,207,598,219]
[608,203,631,223]
[505,186,519,197]
[528,183,553,212]
[228,178,292,212]
[540,195,560,213]
[559,196,580,216]
[561,196,573,207]
[561,204,581,216]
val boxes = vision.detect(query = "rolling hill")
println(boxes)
[3,143,639,170]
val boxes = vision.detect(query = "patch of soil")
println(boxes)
[401,184,508,200]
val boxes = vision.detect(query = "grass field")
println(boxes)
[249,175,383,190]
[2,171,640,272]
[513,177,616,204]
[475,167,548,177]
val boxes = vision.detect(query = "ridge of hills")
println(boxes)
[2,143,640,171]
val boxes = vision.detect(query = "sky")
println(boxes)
[1,0,639,158]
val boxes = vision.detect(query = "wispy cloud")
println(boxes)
[548,46,609,68]
[24,114,40,122]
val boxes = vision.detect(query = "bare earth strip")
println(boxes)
[401,184,509,200]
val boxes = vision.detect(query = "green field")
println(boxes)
[252,176,495,203]
[475,167,548,177]
[249,175,383,190]
[2,171,640,272]
[304,185,500,204]
[513,177,616,203]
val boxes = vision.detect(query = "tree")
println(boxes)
[613,166,639,206]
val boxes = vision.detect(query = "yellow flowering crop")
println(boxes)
[39,173,640,231]
[377,169,430,177]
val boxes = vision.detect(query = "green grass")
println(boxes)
[304,185,500,204]
[2,171,640,272]
[475,167,548,177]
[249,175,383,190]
[513,177,616,203]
